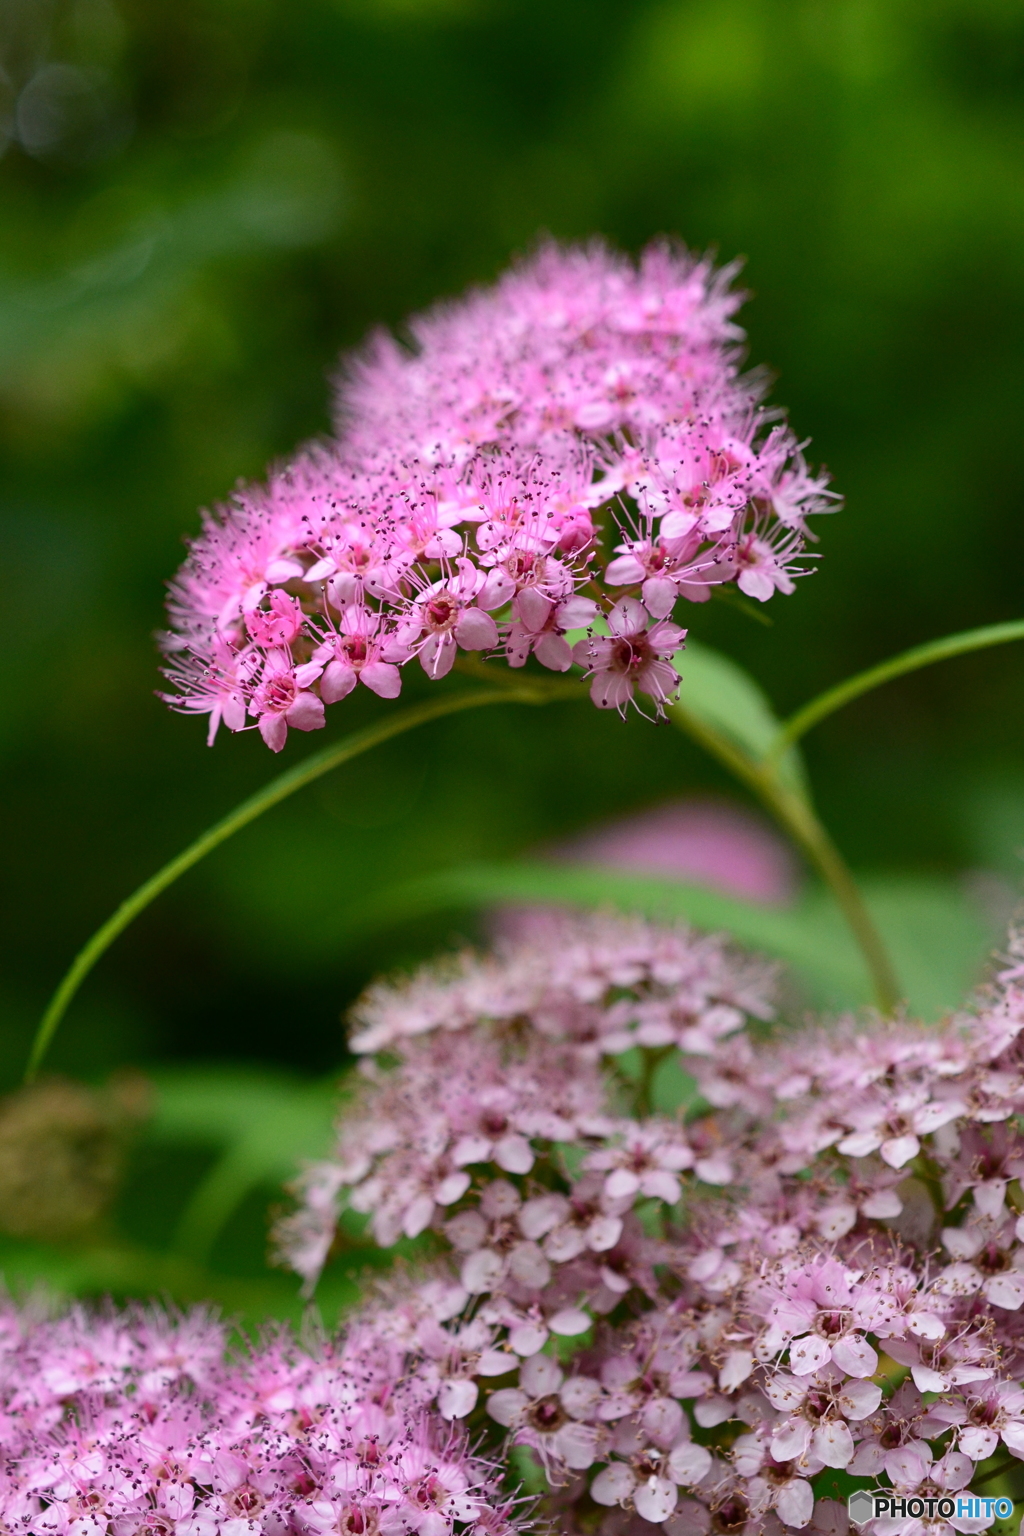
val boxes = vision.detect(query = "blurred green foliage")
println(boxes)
[1,0,1023,1308]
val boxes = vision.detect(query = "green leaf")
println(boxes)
[327,860,998,1019]
[0,1232,362,1328]
[150,1067,339,1159]
[147,1068,341,1262]
[672,640,807,796]
[650,1056,701,1115]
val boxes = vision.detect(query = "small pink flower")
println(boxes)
[584,1122,694,1205]
[573,598,685,713]
[245,590,306,648]
[399,560,500,679]
[251,652,325,752]
[163,637,253,746]
[836,1086,964,1169]
[732,524,805,602]
[506,592,598,672]
[315,605,405,702]
[955,1382,1024,1461]
[486,1353,604,1475]
[763,1368,881,1469]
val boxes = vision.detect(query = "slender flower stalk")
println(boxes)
[672,695,902,1015]
[770,618,1024,761]
[26,681,579,1083]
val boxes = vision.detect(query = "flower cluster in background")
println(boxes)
[162,244,835,748]
[0,1302,520,1536]
[273,914,1024,1535]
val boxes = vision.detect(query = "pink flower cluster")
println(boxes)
[276,915,1024,1536]
[0,1302,519,1536]
[162,244,835,748]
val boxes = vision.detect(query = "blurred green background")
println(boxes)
[0,0,1022,1312]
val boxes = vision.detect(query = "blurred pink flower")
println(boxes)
[551,796,799,906]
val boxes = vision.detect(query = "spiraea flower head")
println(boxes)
[274,917,1024,1534]
[0,1300,524,1536]
[162,243,836,748]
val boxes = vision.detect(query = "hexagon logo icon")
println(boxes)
[848,1490,875,1527]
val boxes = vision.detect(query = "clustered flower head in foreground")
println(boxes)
[0,1301,520,1536]
[274,914,1024,1536]
[162,243,836,748]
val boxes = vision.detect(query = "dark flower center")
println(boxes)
[229,1487,263,1517]
[611,636,652,676]
[342,635,368,665]
[977,1244,1009,1275]
[529,1395,567,1432]
[713,1495,749,1532]
[765,1459,796,1486]
[506,552,536,581]
[342,1507,374,1536]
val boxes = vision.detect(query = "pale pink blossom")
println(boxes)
[0,1301,521,1536]
[486,1353,604,1475]
[572,598,686,714]
[584,1121,694,1205]
[314,604,405,701]
[277,915,1024,1535]
[763,1367,881,1469]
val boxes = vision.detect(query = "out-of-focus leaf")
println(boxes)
[0,1233,360,1328]
[0,132,344,412]
[150,1068,339,1157]
[344,858,853,979]
[650,1057,700,1115]
[147,1069,341,1262]
[330,860,997,1018]
[671,641,807,797]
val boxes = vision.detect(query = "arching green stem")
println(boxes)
[674,700,902,1015]
[40,615,1016,1079]
[770,618,1024,760]
[26,680,580,1083]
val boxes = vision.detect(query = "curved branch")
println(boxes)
[771,619,1024,758]
[673,700,902,1015]
[27,680,580,1082]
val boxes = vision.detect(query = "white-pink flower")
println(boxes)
[763,1368,881,1469]
[584,1121,694,1205]
[572,597,685,714]
[486,1353,604,1473]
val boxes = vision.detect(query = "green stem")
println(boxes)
[172,1144,265,1263]
[971,1458,1020,1490]
[765,781,903,1015]
[674,700,902,1015]
[27,680,579,1083]
[636,1045,673,1118]
[771,618,1024,759]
